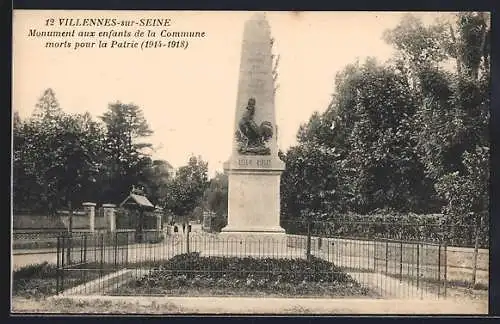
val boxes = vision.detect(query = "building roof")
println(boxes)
[119,193,155,210]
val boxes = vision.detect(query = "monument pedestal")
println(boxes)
[222,156,285,234]
[217,156,287,257]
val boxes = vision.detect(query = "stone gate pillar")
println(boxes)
[82,202,97,232]
[156,215,162,232]
[103,204,116,232]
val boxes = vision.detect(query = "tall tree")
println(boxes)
[281,13,490,225]
[12,111,42,212]
[202,172,228,217]
[45,112,105,231]
[13,89,106,221]
[99,102,154,203]
[141,159,173,206]
[164,156,209,219]
[282,58,434,216]
[13,89,68,214]
[384,12,490,242]
[32,88,63,121]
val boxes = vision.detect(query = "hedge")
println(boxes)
[282,211,489,248]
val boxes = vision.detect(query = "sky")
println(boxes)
[12,11,451,177]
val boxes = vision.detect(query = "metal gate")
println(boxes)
[56,232,130,294]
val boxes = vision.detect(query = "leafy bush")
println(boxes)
[282,211,488,248]
[117,253,372,297]
[155,252,351,282]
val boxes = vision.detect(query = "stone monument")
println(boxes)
[221,12,286,241]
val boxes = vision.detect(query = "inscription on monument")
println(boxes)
[256,159,271,167]
[238,158,252,166]
[238,158,272,167]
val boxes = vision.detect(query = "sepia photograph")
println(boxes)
[11,10,490,314]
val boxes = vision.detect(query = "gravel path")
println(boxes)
[11,295,488,314]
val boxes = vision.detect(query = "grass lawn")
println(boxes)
[12,262,109,298]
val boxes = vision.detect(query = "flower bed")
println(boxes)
[112,252,377,297]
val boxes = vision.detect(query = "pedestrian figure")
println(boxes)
[174,225,178,233]
[182,223,186,234]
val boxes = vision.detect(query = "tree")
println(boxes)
[13,111,43,212]
[203,172,228,217]
[13,89,106,226]
[164,156,209,219]
[32,88,63,121]
[384,12,489,182]
[384,12,490,242]
[13,89,65,213]
[141,159,173,207]
[45,112,105,231]
[281,13,489,226]
[338,59,435,213]
[282,58,435,217]
[99,102,154,203]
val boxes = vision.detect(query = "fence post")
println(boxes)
[66,232,72,266]
[399,241,403,282]
[186,225,190,254]
[306,220,312,261]
[438,242,441,298]
[61,236,65,293]
[100,234,104,277]
[56,236,60,294]
[83,235,87,264]
[385,239,389,275]
[114,231,118,267]
[444,241,448,298]
[472,214,482,287]
[327,236,330,262]
[367,239,370,270]
[416,243,420,290]
[125,232,130,267]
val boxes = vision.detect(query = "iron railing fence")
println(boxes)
[55,225,455,299]
[280,219,489,248]
[13,230,97,250]
[281,219,488,290]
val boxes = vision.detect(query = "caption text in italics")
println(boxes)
[27,17,208,50]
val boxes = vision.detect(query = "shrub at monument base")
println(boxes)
[113,252,375,297]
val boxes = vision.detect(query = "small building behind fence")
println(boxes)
[119,190,162,243]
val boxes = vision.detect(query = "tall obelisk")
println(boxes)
[222,12,286,237]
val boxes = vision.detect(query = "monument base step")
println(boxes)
[200,249,306,259]
[220,226,286,235]
[200,231,294,258]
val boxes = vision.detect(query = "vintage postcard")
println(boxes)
[11,10,490,314]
